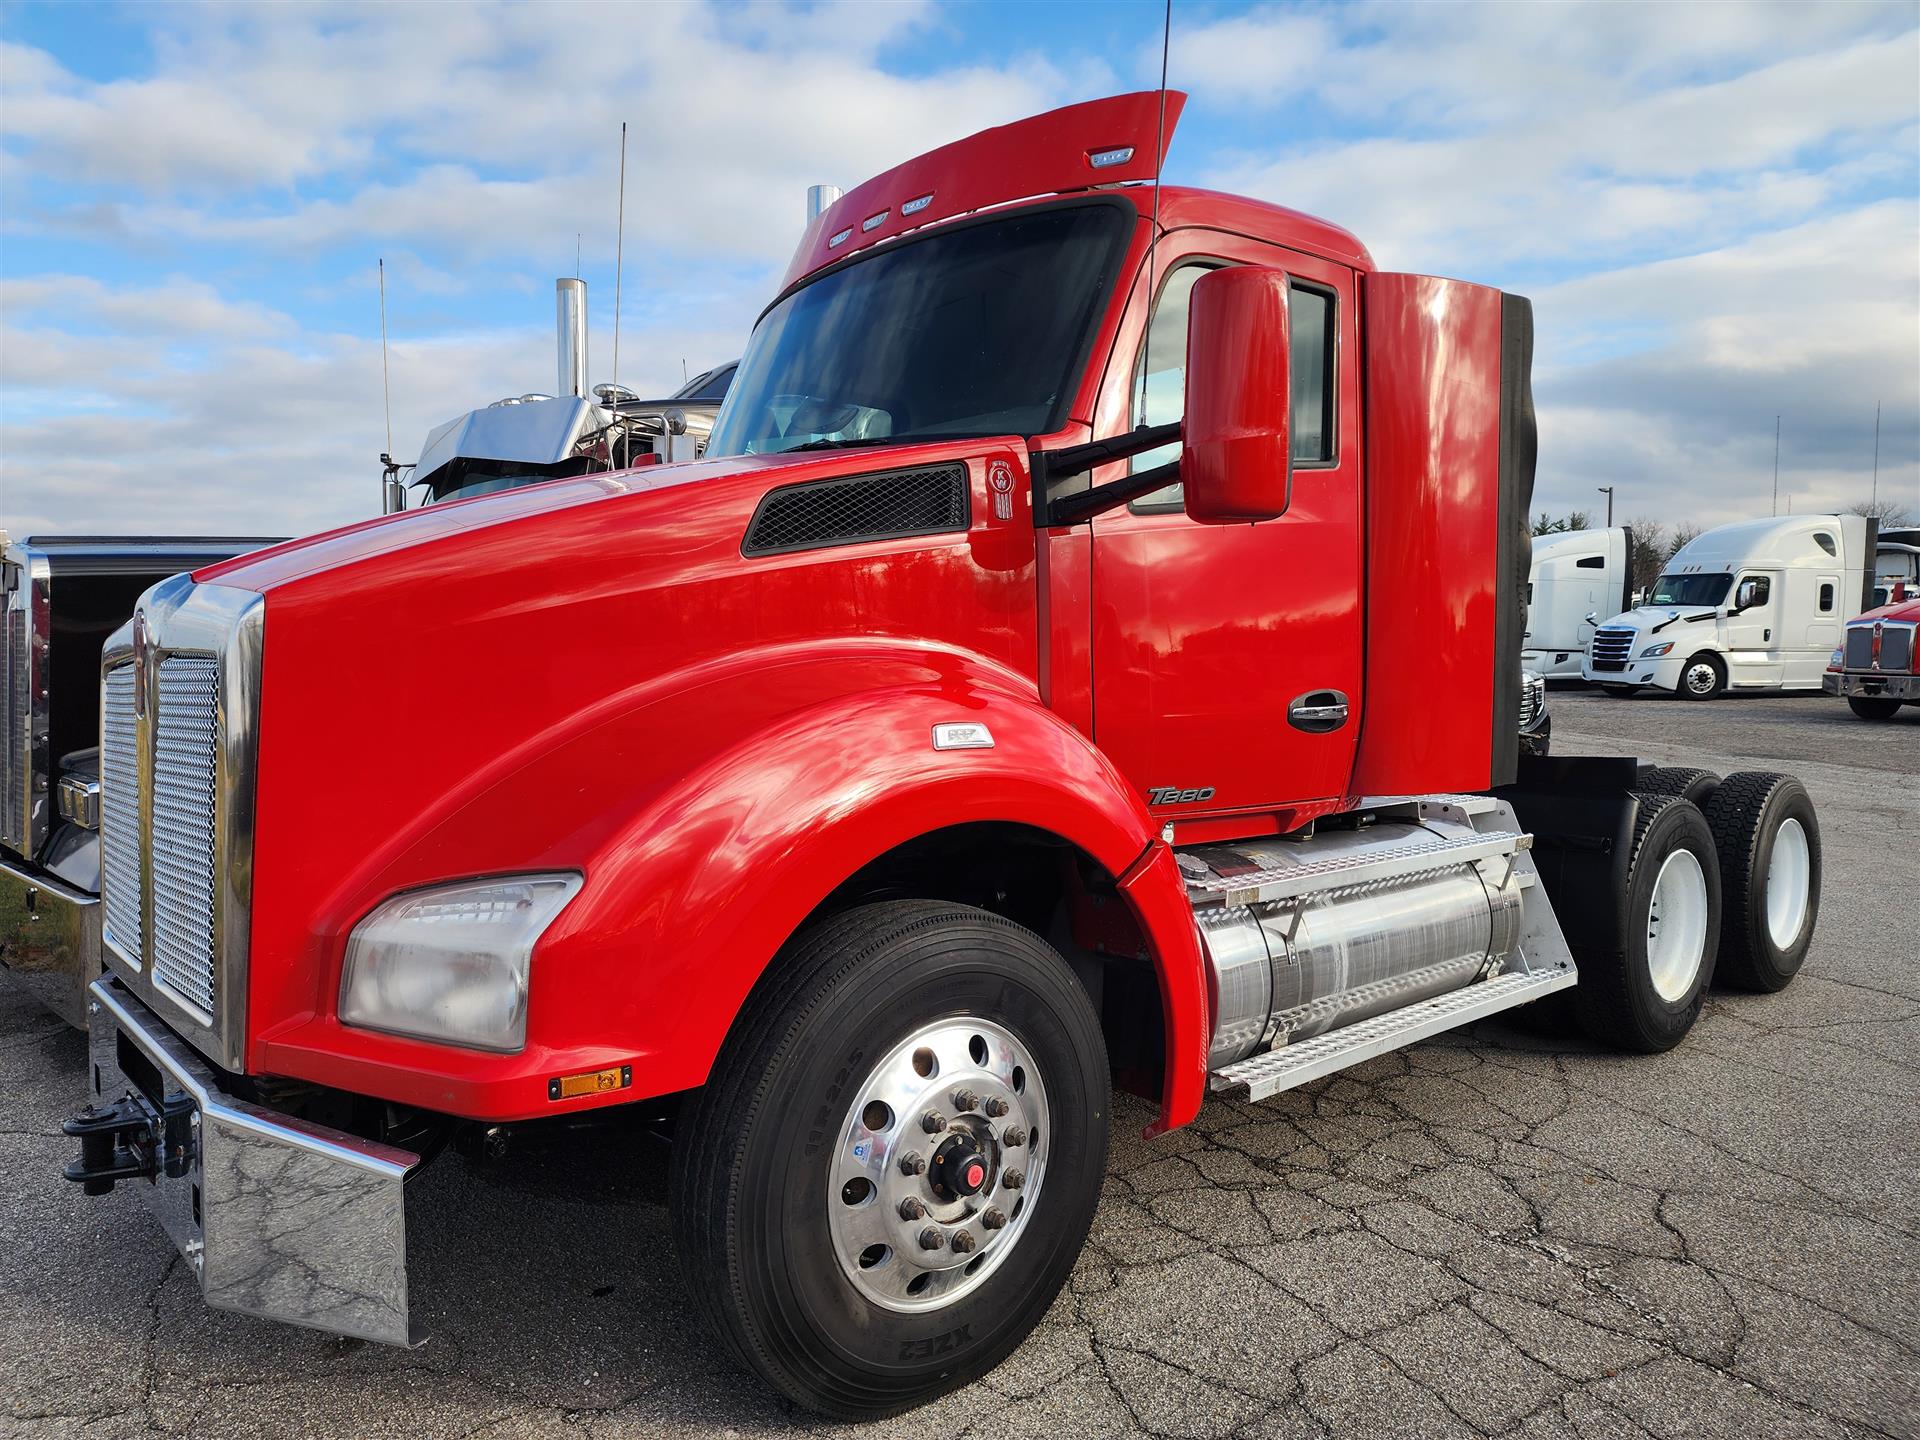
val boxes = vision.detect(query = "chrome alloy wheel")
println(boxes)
[1765,817,1812,950]
[827,1018,1048,1312]
[1683,661,1719,696]
[1646,847,1711,1002]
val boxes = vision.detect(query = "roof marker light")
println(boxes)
[901,193,933,216]
[861,209,889,232]
[828,227,853,247]
[1088,145,1134,169]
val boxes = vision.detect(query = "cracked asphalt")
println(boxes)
[3,691,1917,1439]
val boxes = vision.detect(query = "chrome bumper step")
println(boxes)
[1208,967,1576,1102]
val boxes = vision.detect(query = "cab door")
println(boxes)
[1086,236,1363,820]
[1726,570,1783,685]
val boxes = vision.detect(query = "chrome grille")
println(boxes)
[101,664,143,957]
[1519,673,1545,728]
[1844,627,1874,670]
[1589,627,1634,672]
[149,655,221,1019]
[1,594,24,850]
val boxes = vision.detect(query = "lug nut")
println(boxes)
[950,1229,977,1254]
[1003,1168,1026,1190]
[952,1089,980,1113]
[898,1196,927,1221]
[981,1207,1008,1231]
[918,1227,944,1251]
[984,1096,1010,1118]
[1002,1126,1027,1148]
[899,1151,927,1176]
[920,1110,948,1134]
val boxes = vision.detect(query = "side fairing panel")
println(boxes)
[1352,274,1530,796]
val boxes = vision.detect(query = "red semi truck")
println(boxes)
[60,94,1822,1419]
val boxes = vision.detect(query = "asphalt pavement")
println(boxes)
[3,689,1916,1439]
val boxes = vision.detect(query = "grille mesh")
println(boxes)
[149,655,221,1019]
[1844,627,1874,670]
[1,599,24,850]
[743,463,968,556]
[101,664,142,957]
[1882,626,1914,674]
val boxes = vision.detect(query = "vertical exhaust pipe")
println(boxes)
[806,185,842,223]
[556,278,587,399]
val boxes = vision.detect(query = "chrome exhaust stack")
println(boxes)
[556,278,588,400]
[806,185,842,222]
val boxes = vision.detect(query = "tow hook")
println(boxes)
[62,1093,194,1196]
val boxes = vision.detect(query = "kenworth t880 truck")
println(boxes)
[59,94,1823,1420]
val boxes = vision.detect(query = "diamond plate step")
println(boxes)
[1209,968,1576,1102]
[1185,830,1527,908]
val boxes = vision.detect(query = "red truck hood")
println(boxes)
[1852,597,1920,625]
[193,448,872,593]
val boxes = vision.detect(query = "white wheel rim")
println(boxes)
[826,1017,1048,1313]
[1685,662,1717,695]
[1765,818,1811,950]
[1646,848,1710,1002]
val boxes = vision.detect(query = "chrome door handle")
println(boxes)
[1287,689,1349,733]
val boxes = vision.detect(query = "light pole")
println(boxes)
[1597,486,1614,526]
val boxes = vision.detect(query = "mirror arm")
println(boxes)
[1045,459,1181,527]
[1030,420,1181,487]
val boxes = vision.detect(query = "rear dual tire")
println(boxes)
[1704,773,1820,992]
[1848,696,1903,720]
[1569,793,1721,1052]
[670,900,1108,1420]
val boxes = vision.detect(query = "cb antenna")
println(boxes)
[1137,0,1172,424]
[613,121,628,398]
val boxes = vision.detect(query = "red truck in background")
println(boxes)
[60,94,1823,1420]
[1824,587,1919,718]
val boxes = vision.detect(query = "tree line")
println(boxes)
[1533,498,1914,592]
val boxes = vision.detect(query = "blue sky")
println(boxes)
[2,0,1916,538]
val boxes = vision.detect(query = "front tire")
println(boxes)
[1569,793,1721,1052]
[1848,696,1902,720]
[1680,652,1726,700]
[1704,773,1820,991]
[670,900,1109,1419]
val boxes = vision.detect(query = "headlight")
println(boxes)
[1829,648,1844,669]
[1640,641,1675,658]
[339,874,583,1052]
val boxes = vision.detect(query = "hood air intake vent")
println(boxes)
[743,462,969,557]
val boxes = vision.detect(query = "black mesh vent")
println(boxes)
[743,463,969,557]
[1844,627,1874,670]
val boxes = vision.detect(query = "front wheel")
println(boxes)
[1680,652,1726,700]
[670,900,1109,1419]
[1847,695,1902,720]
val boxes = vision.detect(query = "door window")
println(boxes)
[1128,263,1337,507]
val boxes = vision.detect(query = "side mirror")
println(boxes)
[1181,266,1291,524]
[1734,578,1760,611]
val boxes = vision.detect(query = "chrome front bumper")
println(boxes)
[0,851,99,1028]
[74,979,421,1345]
[1824,671,1917,699]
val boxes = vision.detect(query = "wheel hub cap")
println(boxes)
[1646,847,1710,1002]
[1765,817,1811,949]
[826,1018,1048,1312]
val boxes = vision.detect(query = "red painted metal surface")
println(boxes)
[1350,272,1506,797]
[780,91,1186,293]
[1081,234,1366,821]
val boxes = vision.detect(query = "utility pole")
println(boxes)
[1597,486,1614,526]
[1872,400,1880,509]
[1772,414,1780,516]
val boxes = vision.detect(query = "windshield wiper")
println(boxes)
[782,436,908,453]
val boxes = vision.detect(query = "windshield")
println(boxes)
[1648,573,1731,607]
[707,201,1130,458]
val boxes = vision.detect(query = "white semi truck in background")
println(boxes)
[1524,527,1632,678]
[1583,515,1878,699]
